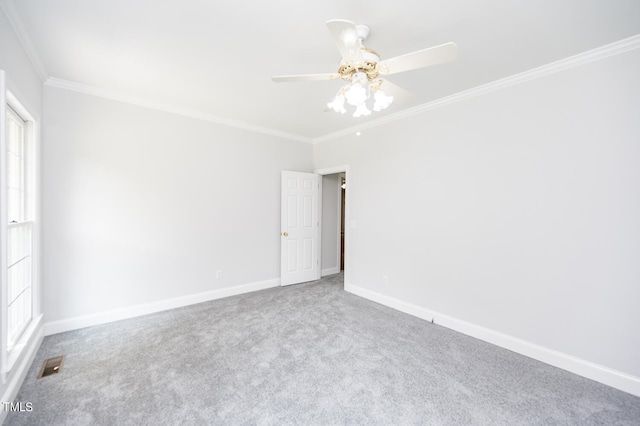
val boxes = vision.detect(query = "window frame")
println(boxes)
[6,105,33,350]
[1,71,42,383]
[6,105,27,224]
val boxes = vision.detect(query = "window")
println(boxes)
[1,72,40,382]
[6,106,33,349]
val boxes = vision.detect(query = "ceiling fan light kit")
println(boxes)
[328,71,392,117]
[272,19,457,118]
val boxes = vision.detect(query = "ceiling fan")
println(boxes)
[272,19,458,117]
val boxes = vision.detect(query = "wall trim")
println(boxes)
[345,283,640,398]
[313,34,640,144]
[0,318,43,424]
[321,267,340,277]
[44,278,281,336]
[44,77,313,144]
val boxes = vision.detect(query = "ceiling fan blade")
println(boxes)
[379,42,458,75]
[272,73,340,83]
[378,79,416,106]
[326,19,362,63]
[326,19,355,49]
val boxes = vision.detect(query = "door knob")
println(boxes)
[282,232,288,237]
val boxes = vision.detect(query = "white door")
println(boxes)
[281,171,320,286]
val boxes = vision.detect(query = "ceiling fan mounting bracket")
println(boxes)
[354,24,370,41]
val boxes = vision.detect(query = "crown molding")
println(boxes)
[313,34,640,144]
[0,0,48,81]
[44,77,313,144]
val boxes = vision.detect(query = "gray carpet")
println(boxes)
[5,273,640,425]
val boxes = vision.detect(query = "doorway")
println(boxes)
[317,166,349,286]
[340,175,346,271]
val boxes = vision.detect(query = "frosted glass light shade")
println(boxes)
[373,90,393,111]
[327,95,347,114]
[345,83,367,106]
[352,103,371,118]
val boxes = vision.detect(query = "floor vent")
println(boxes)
[38,356,65,379]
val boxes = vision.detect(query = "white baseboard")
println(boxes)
[345,282,640,398]
[321,267,340,277]
[0,318,44,424]
[44,278,281,336]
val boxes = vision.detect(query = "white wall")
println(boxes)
[0,7,43,416]
[321,174,340,275]
[314,48,640,390]
[0,12,41,119]
[42,86,313,324]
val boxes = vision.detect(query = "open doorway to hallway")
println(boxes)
[319,169,347,284]
[340,175,345,272]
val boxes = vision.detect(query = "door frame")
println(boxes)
[315,165,350,287]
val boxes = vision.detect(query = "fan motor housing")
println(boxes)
[338,61,379,82]
[338,48,381,82]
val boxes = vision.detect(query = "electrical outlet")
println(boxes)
[216,270,223,279]
[382,275,389,285]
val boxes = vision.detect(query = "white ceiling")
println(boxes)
[4,0,640,141]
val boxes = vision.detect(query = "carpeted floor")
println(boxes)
[5,273,640,425]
